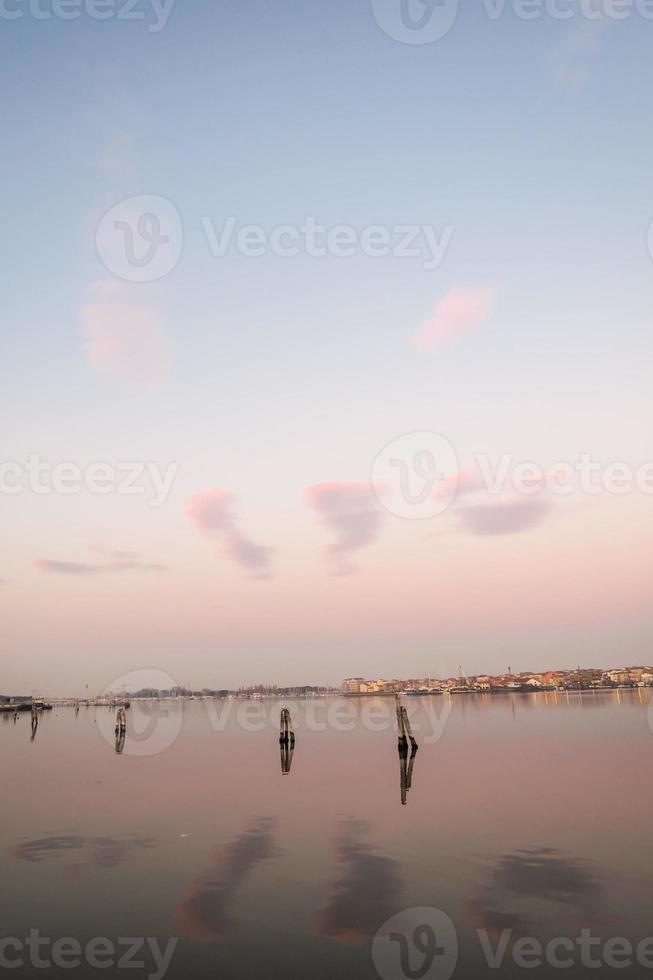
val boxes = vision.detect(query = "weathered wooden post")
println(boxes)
[401,705,418,752]
[115,707,127,735]
[395,694,407,753]
[279,707,295,746]
[395,694,418,752]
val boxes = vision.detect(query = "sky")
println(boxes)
[1,0,652,695]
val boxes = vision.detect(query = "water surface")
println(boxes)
[3,692,653,979]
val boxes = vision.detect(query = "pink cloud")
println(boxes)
[433,464,554,537]
[81,283,173,385]
[35,561,96,576]
[414,288,496,352]
[305,482,384,575]
[35,551,166,576]
[457,498,551,536]
[187,489,275,579]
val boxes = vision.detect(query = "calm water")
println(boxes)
[3,692,653,979]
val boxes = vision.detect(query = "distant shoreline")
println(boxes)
[11,686,650,708]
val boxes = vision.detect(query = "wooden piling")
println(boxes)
[395,694,407,751]
[401,706,418,751]
[395,694,417,751]
[279,707,295,746]
[115,707,127,735]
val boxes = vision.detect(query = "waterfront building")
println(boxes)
[342,678,365,693]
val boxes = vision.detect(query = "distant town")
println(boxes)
[3,665,653,709]
[339,665,653,695]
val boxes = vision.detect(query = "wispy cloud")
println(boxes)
[81,281,173,386]
[413,288,495,352]
[305,482,384,575]
[467,848,601,940]
[11,834,155,872]
[551,18,611,91]
[436,467,554,538]
[176,819,277,940]
[35,548,166,576]
[88,545,140,561]
[457,497,551,536]
[187,489,275,579]
[317,819,401,943]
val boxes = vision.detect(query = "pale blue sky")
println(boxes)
[2,0,652,692]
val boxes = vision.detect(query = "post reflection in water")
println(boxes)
[398,742,418,807]
[30,705,38,742]
[280,740,294,775]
